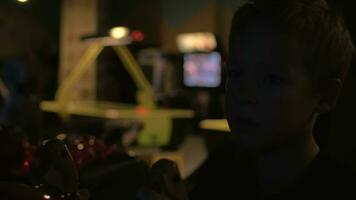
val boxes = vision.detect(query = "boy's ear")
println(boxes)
[316,78,343,113]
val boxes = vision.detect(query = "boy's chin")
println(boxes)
[231,131,277,152]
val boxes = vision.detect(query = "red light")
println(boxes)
[23,160,29,167]
[136,106,149,115]
[131,30,145,42]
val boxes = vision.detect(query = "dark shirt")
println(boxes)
[189,143,356,199]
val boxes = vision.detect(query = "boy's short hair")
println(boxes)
[230,0,355,92]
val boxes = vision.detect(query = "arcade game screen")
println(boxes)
[183,52,221,88]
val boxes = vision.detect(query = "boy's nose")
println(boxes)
[236,81,259,105]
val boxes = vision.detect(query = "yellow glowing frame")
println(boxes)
[41,39,194,146]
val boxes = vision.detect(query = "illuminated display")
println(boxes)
[183,52,221,88]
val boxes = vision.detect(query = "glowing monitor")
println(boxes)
[183,52,221,88]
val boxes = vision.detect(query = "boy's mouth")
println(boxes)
[234,116,259,134]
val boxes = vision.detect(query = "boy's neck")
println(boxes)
[254,132,320,196]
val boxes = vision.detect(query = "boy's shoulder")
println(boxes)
[308,151,356,180]
[295,151,356,197]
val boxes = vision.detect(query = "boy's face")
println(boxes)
[226,19,319,150]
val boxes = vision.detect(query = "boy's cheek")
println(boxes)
[260,101,308,134]
[256,100,297,129]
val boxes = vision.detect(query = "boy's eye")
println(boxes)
[227,69,243,80]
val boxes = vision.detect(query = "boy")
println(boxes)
[138,0,356,199]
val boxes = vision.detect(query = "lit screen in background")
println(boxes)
[183,52,221,88]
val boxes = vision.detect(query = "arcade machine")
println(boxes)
[176,32,229,132]
[175,32,230,156]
